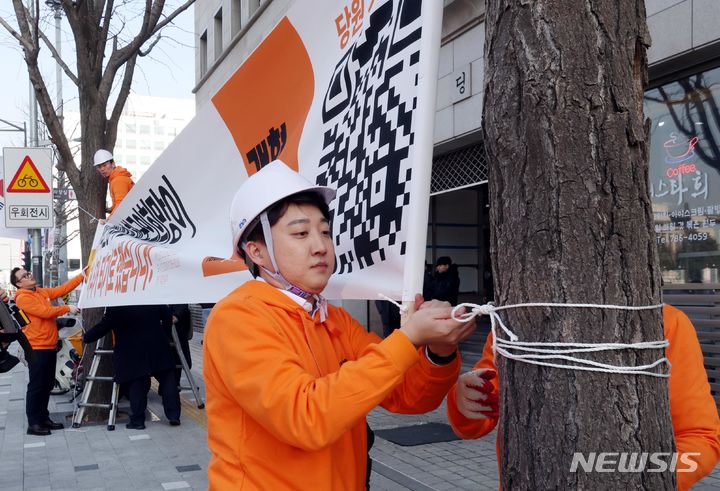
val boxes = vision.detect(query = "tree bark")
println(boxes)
[484,1,675,489]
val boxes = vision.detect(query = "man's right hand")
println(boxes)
[455,368,499,420]
[68,305,80,315]
[399,299,475,348]
[0,288,7,303]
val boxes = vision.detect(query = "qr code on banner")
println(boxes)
[317,0,422,274]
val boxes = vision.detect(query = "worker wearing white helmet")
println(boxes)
[93,149,134,216]
[203,160,477,490]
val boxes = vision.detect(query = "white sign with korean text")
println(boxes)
[3,147,54,228]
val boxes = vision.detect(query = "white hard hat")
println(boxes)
[229,160,336,251]
[93,149,114,166]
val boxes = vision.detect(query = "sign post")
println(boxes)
[3,147,54,286]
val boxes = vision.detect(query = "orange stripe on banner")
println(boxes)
[211,17,314,176]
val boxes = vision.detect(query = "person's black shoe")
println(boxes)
[27,424,51,436]
[169,419,181,426]
[42,420,64,430]
[125,422,146,430]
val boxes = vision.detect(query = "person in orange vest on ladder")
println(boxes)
[203,160,477,490]
[446,304,720,490]
[93,149,134,219]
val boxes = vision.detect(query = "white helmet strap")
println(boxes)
[258,211,315,301]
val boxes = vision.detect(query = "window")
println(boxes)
[126,139,136,149]
[199,30,208,76]
[249,0,263,17]
[645,65,720,284]
[139,124,150,134]
[231,0,242,36]
[154,125,164,135]
[125,123,135,133]
[154,141,165,150]
[141,156,151,166]
[214,8,223,60]
[140,140,151,150]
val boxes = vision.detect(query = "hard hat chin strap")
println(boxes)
[259,212,315,302]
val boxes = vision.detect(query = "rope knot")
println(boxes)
[475,303,495,316]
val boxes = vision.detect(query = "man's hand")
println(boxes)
[0,288,7,303]
[68,305,80,315]
[400,301,475,349]
[455,368,499,420]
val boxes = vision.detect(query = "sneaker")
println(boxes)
[125,422,146,430]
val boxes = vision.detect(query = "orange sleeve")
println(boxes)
[207,300,428,452]
[340,309,461,415]
[664,306,720,490]
[446,332,499,439]
[15,293,69,320]
[109,176,134,211]
[44,274,84,300]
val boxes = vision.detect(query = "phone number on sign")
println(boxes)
[657,232,709,244]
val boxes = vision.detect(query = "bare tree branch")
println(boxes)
[149,0,194,37]
[0,15,33,51]
[107,52,138,138]
[37,28,79,86]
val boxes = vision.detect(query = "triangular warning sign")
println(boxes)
[7,156,50,193]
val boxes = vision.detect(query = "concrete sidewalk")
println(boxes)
[0,335,718,490]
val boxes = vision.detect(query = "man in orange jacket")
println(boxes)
[12,267,84,436]
[204,161,476,490]
[447,304,720,490]
[93,149,134,216]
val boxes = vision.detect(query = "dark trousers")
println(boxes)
[26,349,56,426]
[126,369,181,425]
[374,301,401,338]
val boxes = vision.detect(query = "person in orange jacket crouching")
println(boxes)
[203,160,477,490]
[93,148,134,217]
[11,267,84,436]
[446,304,720,490]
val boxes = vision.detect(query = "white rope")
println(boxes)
[377,293,409,314]
[76,205,100,222]
[451,302,670,378]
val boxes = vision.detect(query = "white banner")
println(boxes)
[80,0,441,308]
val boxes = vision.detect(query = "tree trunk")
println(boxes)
[484,1,675,489]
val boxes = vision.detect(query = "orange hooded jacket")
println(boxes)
[203,280,461,490]
[14,274,84,349]
[108,165,134,213]
[446,305,720,490]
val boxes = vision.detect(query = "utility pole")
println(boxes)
[26,0,42,287]
[46,0,67,285]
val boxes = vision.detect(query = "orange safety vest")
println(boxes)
[204,280,460,490]
[14,274,84,350]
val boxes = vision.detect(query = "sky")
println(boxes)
[0,2,197,149]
